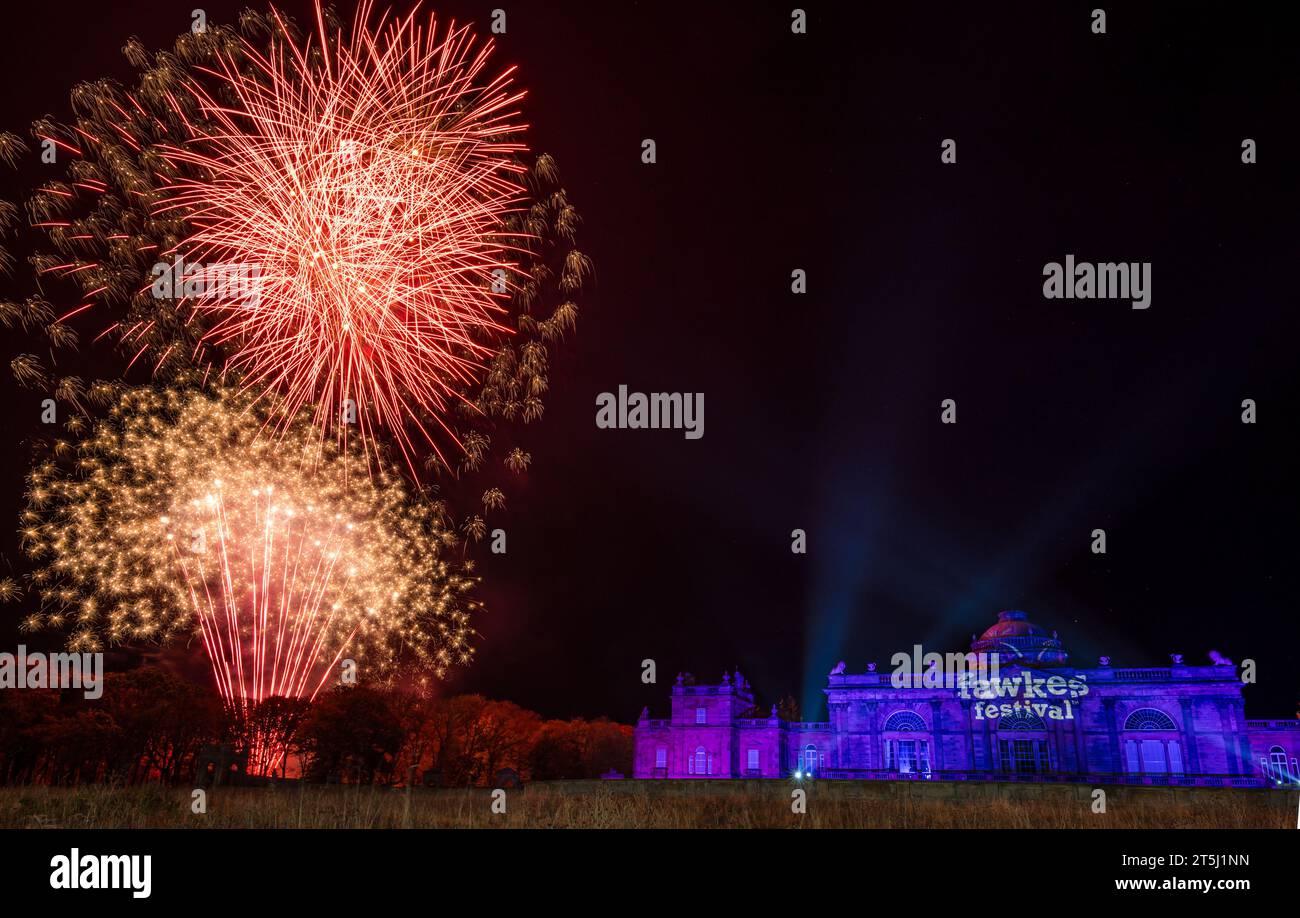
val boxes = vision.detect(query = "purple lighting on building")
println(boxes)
[635,610,1300,786]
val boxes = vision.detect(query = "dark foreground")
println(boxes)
[0,780,1293,828]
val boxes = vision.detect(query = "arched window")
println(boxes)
[1260,745,1297,784]
[1124,708,1177,731]
[999,709,1047,731]
[883,710,927,733]
[990,709,1050,770]
[799,743,820,773]
[693,746,709,775]
[1121,710,1183,775]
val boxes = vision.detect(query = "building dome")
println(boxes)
[970,610,1068,665]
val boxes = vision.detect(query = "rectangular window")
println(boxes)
[1013,739,1037,773]
[898,740,916,774]
[655,747,667,769]
[1168,743,1183,775]
[1141,739,1166,774]
[695,707,706,724]
[1037,742,1051,773]
[747,748,759,770]
[1126,740,1141,774]
[997,739,1040,773]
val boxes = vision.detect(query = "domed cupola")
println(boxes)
[970,610,1068,665]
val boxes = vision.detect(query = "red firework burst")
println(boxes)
[156,1,530,468]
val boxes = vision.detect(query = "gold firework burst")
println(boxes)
[21,385,479,703]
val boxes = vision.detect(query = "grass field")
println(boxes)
[1,781,1294,828]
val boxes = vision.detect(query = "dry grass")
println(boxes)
[0,781,1293,829]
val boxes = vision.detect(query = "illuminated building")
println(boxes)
[634,611,1300,786]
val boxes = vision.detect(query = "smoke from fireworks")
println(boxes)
[156,1,529,467]
[20,385,479,754]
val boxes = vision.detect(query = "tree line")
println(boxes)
[0,666,632,786]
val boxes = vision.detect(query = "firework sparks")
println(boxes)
[156,1,530,468]
[21,386,479,768]
[20,3,588,594]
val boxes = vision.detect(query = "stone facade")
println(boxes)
[634,611,1300,787]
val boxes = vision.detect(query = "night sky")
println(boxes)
[0,2,1296,724]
